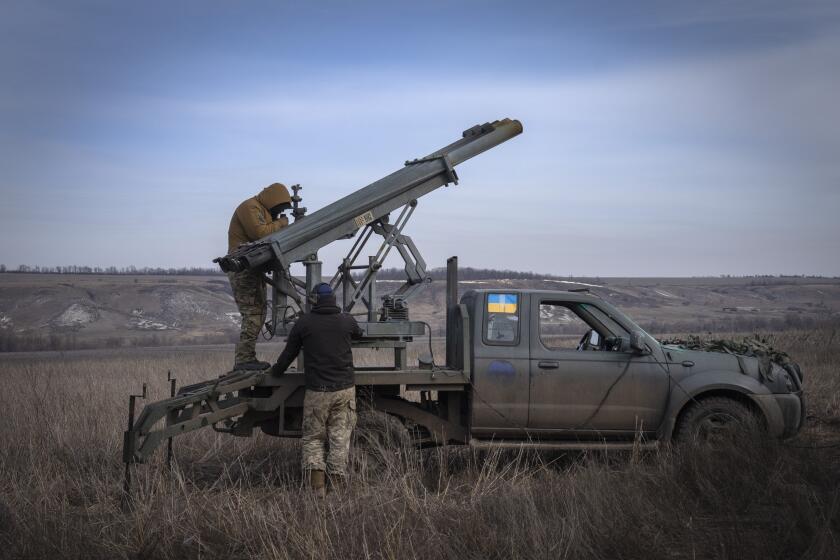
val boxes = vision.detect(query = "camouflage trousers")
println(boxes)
[227,270,266,363]
[301,387,357,476]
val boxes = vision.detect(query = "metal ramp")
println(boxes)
[122,369,270,464]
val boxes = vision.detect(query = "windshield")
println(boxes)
[580,303,629,337]
[581,302,656,343]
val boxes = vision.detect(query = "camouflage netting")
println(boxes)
[660,334,802,382]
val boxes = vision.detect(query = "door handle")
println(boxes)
[538,360,559,369]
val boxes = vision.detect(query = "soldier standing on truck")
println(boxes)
[227,183,293,370]
[269,283,363,497]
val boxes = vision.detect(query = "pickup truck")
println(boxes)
[123,283,805,463]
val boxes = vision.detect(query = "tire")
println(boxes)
[674,396,762,445]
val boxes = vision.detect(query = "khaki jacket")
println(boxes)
[228,183,291,253]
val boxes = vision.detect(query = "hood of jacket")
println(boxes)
[256,183,291,210]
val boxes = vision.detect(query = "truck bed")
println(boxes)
[123,366,469,463]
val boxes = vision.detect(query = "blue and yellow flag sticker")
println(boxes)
[487,293,517,314]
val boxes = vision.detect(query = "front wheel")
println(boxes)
[674,396,763,445]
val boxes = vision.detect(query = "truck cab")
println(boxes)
[460,288,803,445]
[464,289,669,442]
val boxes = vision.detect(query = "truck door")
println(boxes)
[469,291,531,438]
[528,297,668,438]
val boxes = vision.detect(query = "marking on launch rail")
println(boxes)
[487,293,517,314]
[353,211,375,228]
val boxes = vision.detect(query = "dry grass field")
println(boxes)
[1,330,839,559]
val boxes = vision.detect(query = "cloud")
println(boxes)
[1,7,839,275]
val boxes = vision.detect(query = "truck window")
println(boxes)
[539,303,592,350]
[483,293,520,345]
[540,301,631,351]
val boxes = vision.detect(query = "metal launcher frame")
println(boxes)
[123,118,522,482]
[263,196,434,369]
[215,117,522,364]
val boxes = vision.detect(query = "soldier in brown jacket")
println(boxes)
[227,183,292,370]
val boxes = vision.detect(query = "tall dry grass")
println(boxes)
[0,330,838,559]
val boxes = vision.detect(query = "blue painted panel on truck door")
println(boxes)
[469,291,531,438]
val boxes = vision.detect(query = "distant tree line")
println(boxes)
[368,267,574,281]
[1,264,836,280]
[3,264,576,281]
[3,264,562,280]
[0,265,224,276]
[716,274,835,279]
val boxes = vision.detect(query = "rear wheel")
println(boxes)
[675,396,762,445]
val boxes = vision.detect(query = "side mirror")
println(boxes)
[630,330,648,354]
[588,330,601,347]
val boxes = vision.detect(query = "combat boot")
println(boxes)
[233,360,271,371]
[310,469,326,499]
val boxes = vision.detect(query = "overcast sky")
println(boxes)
[2,0,839,276]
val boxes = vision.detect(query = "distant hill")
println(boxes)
[1,272,839,351]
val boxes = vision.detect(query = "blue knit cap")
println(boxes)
[312,282,333,300]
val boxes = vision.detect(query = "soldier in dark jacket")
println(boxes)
[270,283,363,496]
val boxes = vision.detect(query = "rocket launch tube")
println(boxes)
[216,118,522,273]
